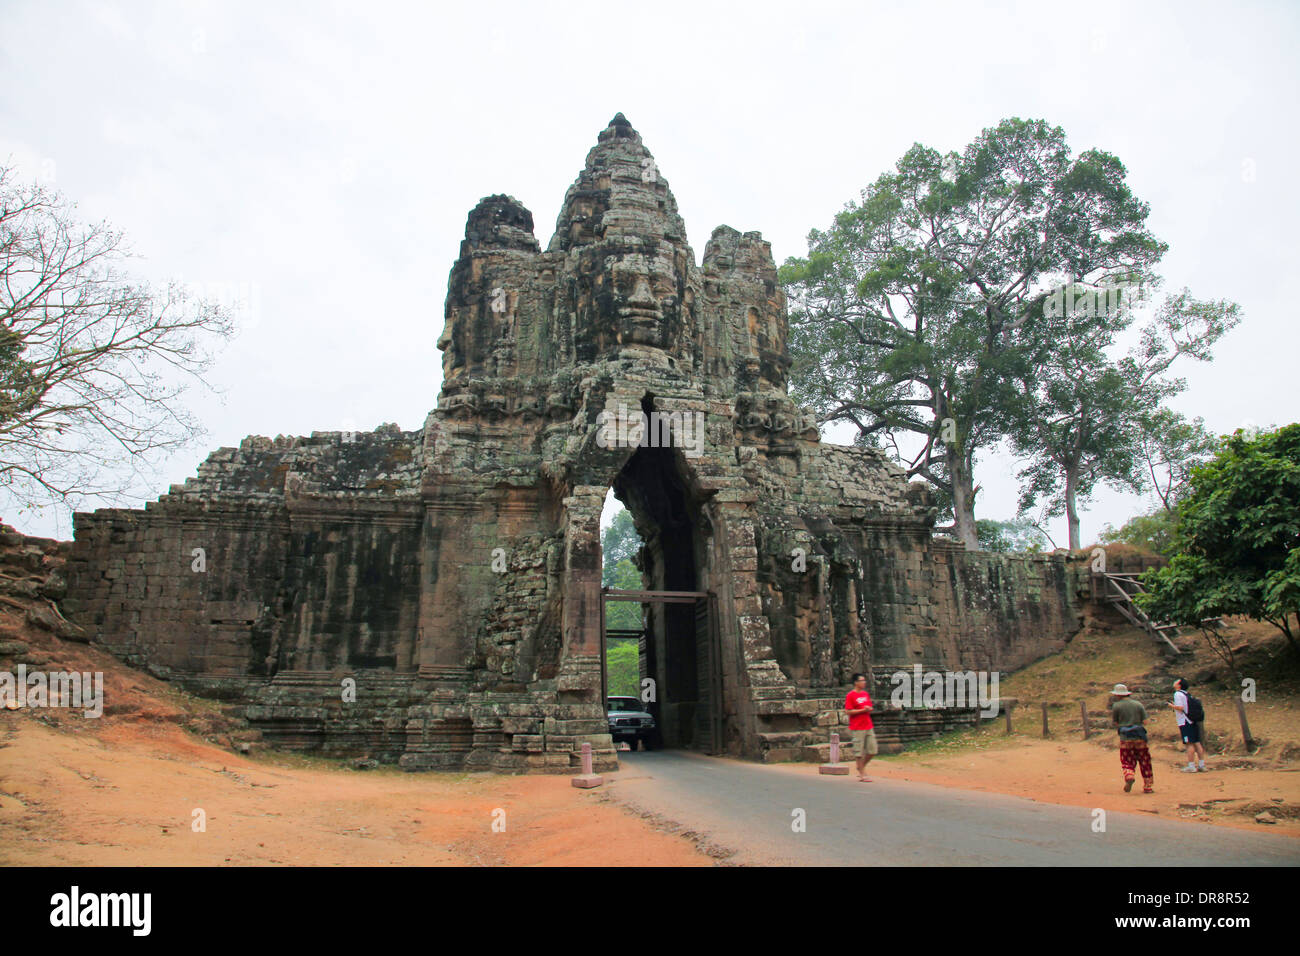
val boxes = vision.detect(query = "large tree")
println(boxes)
[1139,407,1220,513]
[781,118,1165,548]
[1,166,232,510]
[602,507,644,629]
[1010,285,1238,549]
[603,558,643,630]
[1098,509,1179,557]
[1138,424,1300,658]
[601,506,641,584]
[976,517,1051,553]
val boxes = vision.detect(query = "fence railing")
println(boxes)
[1094,571,1182,654]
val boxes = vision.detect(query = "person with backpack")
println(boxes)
[1169,678,1207,773]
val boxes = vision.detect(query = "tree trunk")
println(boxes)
[1281,614,1300,657]
[1234,697,1257,752]
[1065,464,1081,550]
[951,458,979,551]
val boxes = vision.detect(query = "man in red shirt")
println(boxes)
[845,673,877,782]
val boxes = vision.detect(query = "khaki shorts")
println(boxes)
[852,728,878,756]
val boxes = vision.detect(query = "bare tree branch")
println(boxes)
[0,165,234,510]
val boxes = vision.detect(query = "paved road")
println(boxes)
[609,751,1300,866]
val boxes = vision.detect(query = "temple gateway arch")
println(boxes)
[65,115,1086,772]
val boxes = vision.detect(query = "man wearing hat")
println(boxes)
[1110,683,1154,793]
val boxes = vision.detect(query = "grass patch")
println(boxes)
[879,721,1025,761]
[881,618,1300,763]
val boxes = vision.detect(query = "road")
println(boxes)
[607,751,1300,866]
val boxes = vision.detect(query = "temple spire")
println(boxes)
[548,114,684,252]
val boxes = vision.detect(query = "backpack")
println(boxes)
[1186,693,1205,723]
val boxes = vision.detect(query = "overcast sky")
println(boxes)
[2,0,1297,545]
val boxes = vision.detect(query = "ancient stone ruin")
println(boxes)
[63,114,1087,772]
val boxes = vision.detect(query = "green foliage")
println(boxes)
[782,117,1167,548]
[602,506,645,630]
[1139,409,1219,512]
[1011,285,1238,548]
[0,329,36,430]
[976,518,1049,553]
[601,507,640,585]
[601,507,648,683]
[1098,508,1179,556]
[1138,425,1300,654]
[605,640,640,698]
[604,558,643,630]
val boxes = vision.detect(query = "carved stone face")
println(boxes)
[574,240,693,358]
[607,250,680,347]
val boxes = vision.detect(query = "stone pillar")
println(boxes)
[416,481,481,682]
[557,485,606,701]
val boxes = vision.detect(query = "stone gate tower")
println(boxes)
[64,115,1084,771]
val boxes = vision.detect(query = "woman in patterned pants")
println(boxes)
[1119,739,1155,793]
[1110,683,1154,794]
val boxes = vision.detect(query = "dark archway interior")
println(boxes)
[611,397,708,749]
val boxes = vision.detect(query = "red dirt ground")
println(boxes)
[0,602,709,866]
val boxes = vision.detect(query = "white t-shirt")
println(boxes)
[1173,690,1190,726]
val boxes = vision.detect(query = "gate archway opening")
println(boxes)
[601,587,721,754]
[597,424,723,754]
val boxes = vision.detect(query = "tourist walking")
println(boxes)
[1110,683,1154,793]
[846,673,877,783]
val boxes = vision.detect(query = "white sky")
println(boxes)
[3,0,1297,546]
